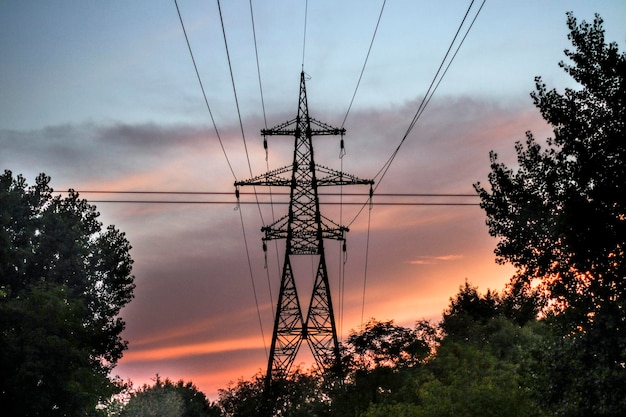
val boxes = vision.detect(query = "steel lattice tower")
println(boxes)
[235,72,373,393]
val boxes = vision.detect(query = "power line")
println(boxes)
[175,0,271,362]
[373,0,485,188]
[60,190,479,204]
[217,0,253,181]
[173,0,237,181]
[406,0,487,141]
[345,0,486,231]
[361,203,373,325]
[353,0,486,325]
[341,0,387,129]
[216,0,270,359]
[237,200,269,362]
[79,200,479,206]
[216,0,266,220]
[64,190,478,197]
[249,0,277,316]
[249,0,268,131]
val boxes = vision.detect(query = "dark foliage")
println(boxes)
[474,13,626,416]
[0,171,135,416]
[217,368,328,417]
[121,376,221,417]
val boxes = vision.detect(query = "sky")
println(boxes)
[1,0,625,401]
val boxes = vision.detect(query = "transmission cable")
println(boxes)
[341,0,387,129]
[249,0,268,130]
[175,0,270,359]
[346,0,486,229]
[338,148,346,340]
[217,0,252,179]
[237,203,269,361]
[173,0,237,181]
[216,0,264,216]
[216,0,271,357]
[249,0,277,318]
[351,0,486,327]
[217,0,270,225]
[373,0,485,188]
[64,190,479,206]
[336,0,386,336]
[360,200,374,325]
[82,200,479,206]
[67,191,477,197]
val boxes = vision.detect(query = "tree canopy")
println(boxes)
[120,376,221,417]
[474,13,625,416]
[0,170,135,415]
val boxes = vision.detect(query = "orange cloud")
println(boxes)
[407,254,465,265]
[123,336,266,362]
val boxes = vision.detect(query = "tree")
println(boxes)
[329,319,433,416]
[217,374,265,417]
[409,344,538,417]
[441,281,541,350]
[217,368,328,417]
[345,319,431,371]
[474,13,625,416]
[359,283,545,417]
[440,281,500,342]
[120,376,221,417]
[0,171,136,416]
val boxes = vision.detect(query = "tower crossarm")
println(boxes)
[315,164,375,187]
[261,118,297,136]
[261,215,289,241]
[235,165,292,188]
[319,214,348,241]
[262,117,346,137]
[319,213,347,235]
[309,118,346,136]
[235,164,374,189]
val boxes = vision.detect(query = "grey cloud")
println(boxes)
[0,122,218,186]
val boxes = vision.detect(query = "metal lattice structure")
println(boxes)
[235,72,373,393]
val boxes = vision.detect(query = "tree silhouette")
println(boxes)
[475,13,626,416]
[0,171,135,415]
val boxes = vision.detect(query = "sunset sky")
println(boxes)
[1,0,624,400]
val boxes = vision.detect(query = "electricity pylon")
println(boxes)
[235,71,373,396]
